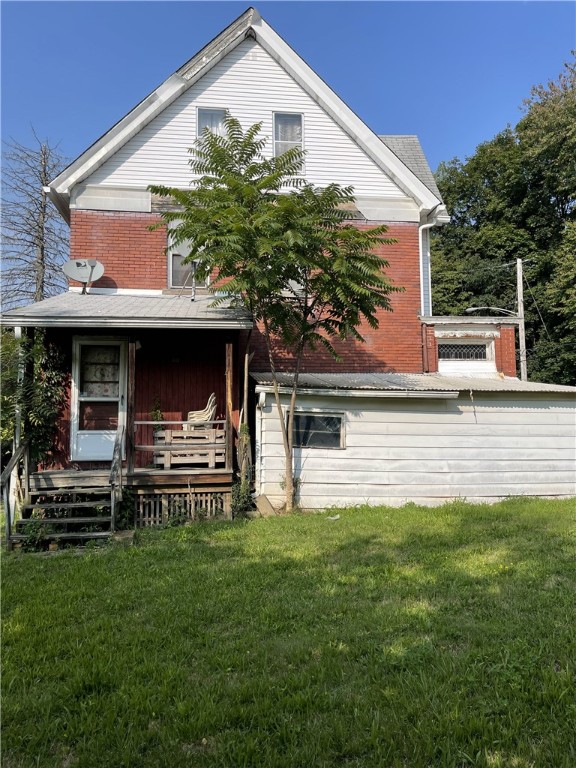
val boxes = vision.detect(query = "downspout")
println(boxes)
[418,204,442,317]
[255,391,265,495]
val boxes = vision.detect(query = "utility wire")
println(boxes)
[524,274,552,341]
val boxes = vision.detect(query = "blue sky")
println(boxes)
[1,1,574,173]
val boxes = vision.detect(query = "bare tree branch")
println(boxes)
[1,135,69,310]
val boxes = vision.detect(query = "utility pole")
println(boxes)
[517,258,528,381]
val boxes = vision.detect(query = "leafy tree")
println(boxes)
[432,56,576,383]
[1,134,69,310]
[150,116,398,510]
[1,328,67,465]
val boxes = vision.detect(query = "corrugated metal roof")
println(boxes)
[1,292,253,329]
[251,372,576,395]
[379,136,442,201]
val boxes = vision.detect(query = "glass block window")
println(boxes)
[198,108,226,137]
[274,113,303,156]
[292,413,343,449]
[438,343,487,361]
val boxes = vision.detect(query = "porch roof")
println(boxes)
[251,372,576,396]
[1,292,253,329]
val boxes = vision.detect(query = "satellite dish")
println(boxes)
[63,259,105,293]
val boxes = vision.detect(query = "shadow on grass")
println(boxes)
[2,498,575,767]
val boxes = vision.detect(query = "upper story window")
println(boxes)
[274,113,303,156]
[197,108,226,137]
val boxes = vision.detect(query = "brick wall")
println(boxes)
[250,221,424,373]
[70,210,167,290]
[70,212,425,372]
[496,326,517,378]
[69,211,521,377]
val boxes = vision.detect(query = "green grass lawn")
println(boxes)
[2,498,575,767]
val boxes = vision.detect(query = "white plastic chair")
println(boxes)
[183,393,217,430]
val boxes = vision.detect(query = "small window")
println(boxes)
[198,108,226,137]
[274,113,303,156]
[438,343,487,361]
[292,413,343,449]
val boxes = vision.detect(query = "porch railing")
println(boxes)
[1,440,30,548]
[132,420,229,471]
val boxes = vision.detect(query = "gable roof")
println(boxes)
[47,7,446,222]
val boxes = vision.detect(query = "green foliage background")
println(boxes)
[1,328,67,465]
[431,57,576,384]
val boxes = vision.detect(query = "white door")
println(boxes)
[71,338,127,461]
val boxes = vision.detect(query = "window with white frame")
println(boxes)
[274,113,303,157]
[291,412,344,449]
[167,223,207,289]
[197,108,226,137]
[438,343,488,361]
[436,339,496,374]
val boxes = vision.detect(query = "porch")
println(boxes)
[3,417,236,549]
[1,293,253,547]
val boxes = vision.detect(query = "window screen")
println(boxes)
[438,343,487,360]
[293,413,342,449]
[80,345,120,398]
[198,108,226,137]
[274,113,303,156]
[171,253,196,288]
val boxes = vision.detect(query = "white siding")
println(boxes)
[257,393,576,508]
[87,39,407,201]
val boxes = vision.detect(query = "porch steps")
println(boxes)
[17,485,114,548]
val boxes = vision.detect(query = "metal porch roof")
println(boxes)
[1,292,253,329]
[251,372,576,396]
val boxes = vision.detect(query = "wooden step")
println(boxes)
[30,487,111,498]
[17,516,112,529]
[23,500,111,512]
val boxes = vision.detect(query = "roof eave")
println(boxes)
[1,315,253,330]
[255,384,459,399]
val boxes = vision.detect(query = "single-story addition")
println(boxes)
[252,373,576,509]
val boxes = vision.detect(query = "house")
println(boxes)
[2,8,575,542]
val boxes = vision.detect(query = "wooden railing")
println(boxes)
[109,425,125,531]
[132,420,229,471]
[1,440,30,548]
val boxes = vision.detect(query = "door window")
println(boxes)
[71,339,126,459]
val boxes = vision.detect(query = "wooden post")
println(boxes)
[517,258,528,381]
[127,341,136,475]
[225,342,233,472]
